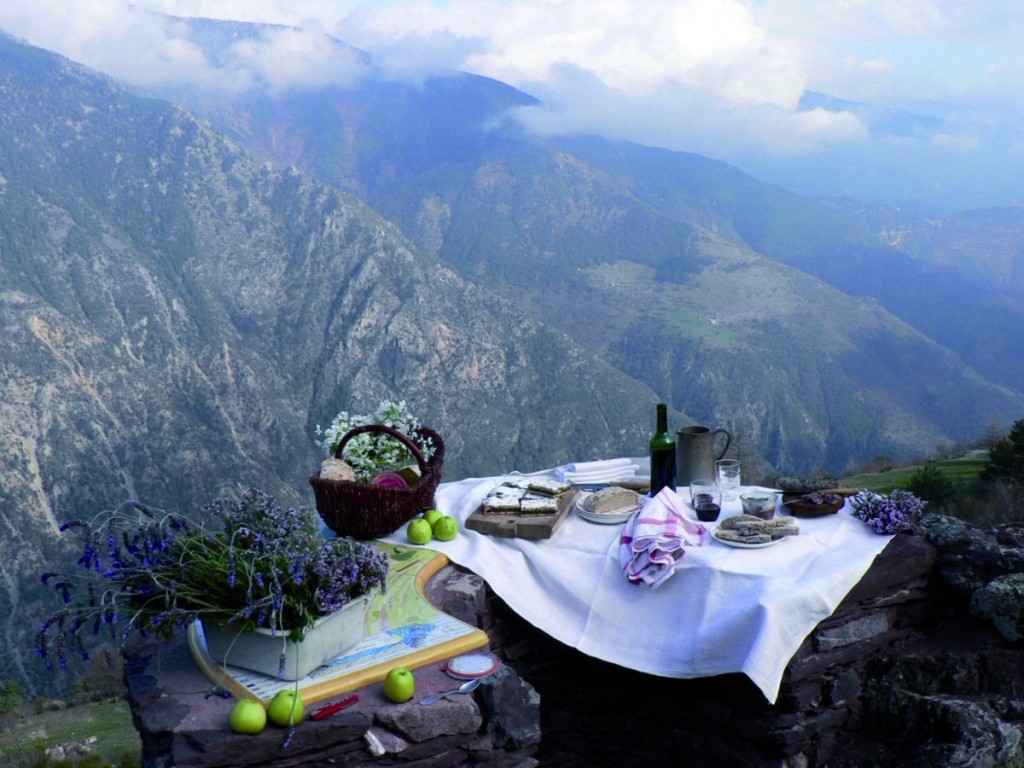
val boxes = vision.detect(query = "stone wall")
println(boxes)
[485,515,1024,767]
[125,513,1024,767]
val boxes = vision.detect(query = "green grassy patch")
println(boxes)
[662,304,712,337]
[0,700,140,768]
[842,453,988,494]
[582,260,737,346]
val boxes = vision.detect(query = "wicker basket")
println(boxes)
[310,424,445,539]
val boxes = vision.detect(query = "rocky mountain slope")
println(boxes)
[149,20,1024,471]
[0,32,660,696]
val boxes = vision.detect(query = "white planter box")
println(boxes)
[201,594,369,680]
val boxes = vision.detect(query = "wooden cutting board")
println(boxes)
[465,488,580,539]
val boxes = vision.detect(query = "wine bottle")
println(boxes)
[649,403,676,496]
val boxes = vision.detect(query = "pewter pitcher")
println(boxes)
[675,425,732,486]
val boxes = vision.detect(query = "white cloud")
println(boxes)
[356,0,807,108]
[1,0,1023,206]
[0,1,368,92]
[932,132,980,151]
[227,27,366,94]
[753,0,951,40]
[792,108,868,142]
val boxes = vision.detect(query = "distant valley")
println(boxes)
[1,22,1023,697]
[154,20,1024,468]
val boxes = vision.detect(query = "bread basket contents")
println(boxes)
[319,458,356,482]
[309,400,444,540]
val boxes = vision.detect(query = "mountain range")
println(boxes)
[147,20,1024,462]
[1,21,1023,695]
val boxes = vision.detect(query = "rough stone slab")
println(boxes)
[814,613,892,652]
[476,665,541,750]
[374,695,483,742]
[834,534,935,610]
[971,572,1024,642]
[365,726,407,756]
[425,564,491,630]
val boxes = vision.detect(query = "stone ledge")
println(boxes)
[126,517,1024,767]
[124,562,540,768]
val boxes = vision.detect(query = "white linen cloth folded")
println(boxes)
[555,458,641,484]
[619,487,709,590]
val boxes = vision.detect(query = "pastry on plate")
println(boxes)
[717,514,799,544]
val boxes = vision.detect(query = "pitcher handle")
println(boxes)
[713,429,732,460]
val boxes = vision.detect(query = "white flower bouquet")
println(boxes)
[315,400,437,483]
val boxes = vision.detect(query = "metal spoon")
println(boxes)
[419,678,481,705]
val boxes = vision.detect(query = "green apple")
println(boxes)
[229,698,267,734]
[267,689,305,727]
[383,666,415,703]
[432,515,458,542]
[406,517,433,545]
[422,508,444,527]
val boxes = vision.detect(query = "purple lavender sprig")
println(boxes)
[35,488,389,672]
[849,489,925,535]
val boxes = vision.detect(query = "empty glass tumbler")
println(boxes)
[716,459,741,502]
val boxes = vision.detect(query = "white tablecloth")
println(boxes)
[380,472,892,703]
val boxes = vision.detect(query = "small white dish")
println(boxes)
[445,652,499,680]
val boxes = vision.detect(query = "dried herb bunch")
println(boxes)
[849,489,926,534]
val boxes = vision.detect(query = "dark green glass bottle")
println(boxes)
[649,403,676,496]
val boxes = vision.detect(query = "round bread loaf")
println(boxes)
[320,458,356,481]
[588,486,642,515]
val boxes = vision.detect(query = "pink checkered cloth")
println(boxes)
[619,487,710,590]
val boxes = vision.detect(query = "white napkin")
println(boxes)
[619,487,709,590]
[555,458,640,484]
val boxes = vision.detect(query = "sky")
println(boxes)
[1,0,1023,210]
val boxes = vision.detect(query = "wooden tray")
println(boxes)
[465,488,581,539]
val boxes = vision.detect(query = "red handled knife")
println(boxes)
[311,693,359,720]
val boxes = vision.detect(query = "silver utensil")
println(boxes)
[419,678,481,705]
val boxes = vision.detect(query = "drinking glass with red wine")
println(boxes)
[689,479,721,522]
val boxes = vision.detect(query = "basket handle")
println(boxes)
[334,424,430,476]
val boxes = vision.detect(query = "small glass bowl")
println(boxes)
[739,492,776,520]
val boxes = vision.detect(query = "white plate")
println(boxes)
[575,495,638,525]
[576,506,635,525]
[445,652,499,680]
[711,527,787,549]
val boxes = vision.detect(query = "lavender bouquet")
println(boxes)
[36,488,388,672]
[849,489,926,535]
